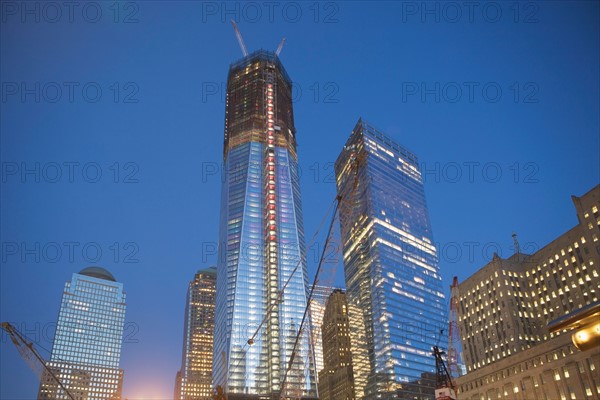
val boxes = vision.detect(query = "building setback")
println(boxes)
[456,185,600,399]
[212,50,317,399]
[38,267,126,400]
[175,267,217,400]
[318,289,357,400]
[335,119,447,400]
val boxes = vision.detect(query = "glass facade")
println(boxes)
[38,267,126,400]
[334,120,447,400]
[175,267,217,400]
[308,285,337,377]
[213,51,317,399]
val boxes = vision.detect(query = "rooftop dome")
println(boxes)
[78,266,116,282]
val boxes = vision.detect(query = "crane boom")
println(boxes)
[231,20,249,57]
[1,322,76,400]
[275,38,286,56]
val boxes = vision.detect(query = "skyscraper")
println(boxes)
[213,50,317,399]
[318,289,357,400]
[175,267,217,400]
[38,267,126,400]
[334,119,447,399]
[309,285,337,376]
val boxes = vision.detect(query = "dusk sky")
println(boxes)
[1,1,598,398]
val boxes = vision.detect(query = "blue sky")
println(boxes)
[1,1,598,398]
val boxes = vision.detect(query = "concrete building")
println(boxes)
[455,331,599,400]
[309,285,337,377]
[175,267,217,400]
[456,185,600,399]
[318,290,358,400]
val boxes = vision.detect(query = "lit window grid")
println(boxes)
[214,52,317,398]
[335,120,448,398]
[319,291,357,400]
[176,270,216,400]
[457,192,600,372]
[455,331,600,400]
[41,274,126,400]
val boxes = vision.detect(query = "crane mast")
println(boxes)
[448,277,465,381]
[433,346,457,400]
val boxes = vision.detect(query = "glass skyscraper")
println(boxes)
[175,267,217,400]
[213,50,317,399]
[38,267,126,400]
[334,120,447,400]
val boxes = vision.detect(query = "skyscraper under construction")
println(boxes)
[212,47,317,399]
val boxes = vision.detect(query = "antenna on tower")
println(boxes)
[231,20,249,57]
[512,232,520,255]
[275,37,286,56]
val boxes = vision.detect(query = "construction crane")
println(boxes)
[231,20,248,57]
[231,20,286,58]
[218,30,363,398]
[447,277,465,381]
[1,322,76,400]
[433,345,457,400]
[221,140,366,399]
[279,144,367,399]
[275,38,286,57]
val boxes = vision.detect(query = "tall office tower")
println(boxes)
[455,185,600,400]
[37,267,126,400]
[309,285,336,376]
[213,50,317,399]
[335,119,447,400]
[175,267,217,400]
[318,290,356,400]
[456,253,535,372]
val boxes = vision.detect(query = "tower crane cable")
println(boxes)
[279,197,341,398]
[2,321,90,370]
[279,152,364,399]
[306,216,341,379]
[225,145,363,395]
[225,196,339,383]
[249,196,339,344]
[1,322,77,400]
